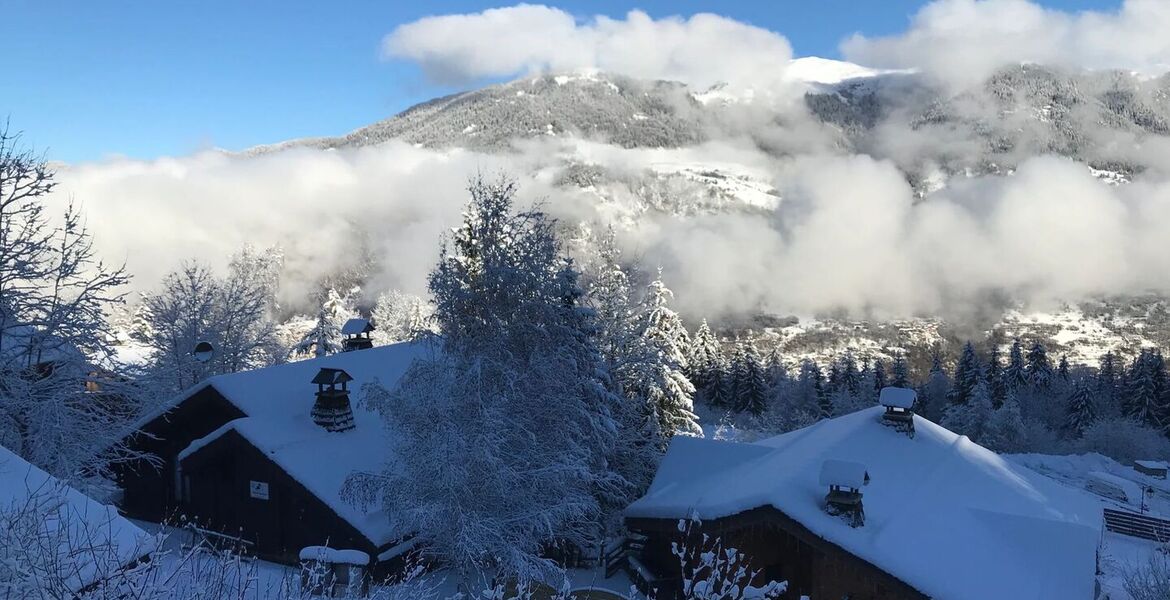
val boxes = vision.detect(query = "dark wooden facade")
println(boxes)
[177,429,379,565]
[627,506,927,600]
[116,384,407,572]
[116,385,245,523]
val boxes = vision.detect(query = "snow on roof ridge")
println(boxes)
[628,407,1102,600]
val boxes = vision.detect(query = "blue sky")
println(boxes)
[0,1,1121,162]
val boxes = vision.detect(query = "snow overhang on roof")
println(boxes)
[878,386,917,409]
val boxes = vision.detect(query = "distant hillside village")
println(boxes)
[3,129,1170,599]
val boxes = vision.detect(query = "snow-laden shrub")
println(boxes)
[1124,547,1170,600]
[1076,419,1170,465]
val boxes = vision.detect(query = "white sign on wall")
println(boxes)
[249,480,269,500]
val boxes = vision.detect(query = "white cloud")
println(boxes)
[842,0,1170,88]
[48,137,1170,322]
[383,5,793,93]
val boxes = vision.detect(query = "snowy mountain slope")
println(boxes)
[229,58,1170,369]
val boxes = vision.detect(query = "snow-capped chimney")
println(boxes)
[311,368,355,432]
[341,318,374,352]
[878,387,917,437]
[820,459,868,527]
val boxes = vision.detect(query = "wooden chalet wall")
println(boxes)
[628,507,927,600]
[178,429,378,565]
[116,385,245,522]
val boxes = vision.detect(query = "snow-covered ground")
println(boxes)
[132,520,636,599]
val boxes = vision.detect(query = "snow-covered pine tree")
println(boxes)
[345,175,620,589]
[708,357,734,409]
[948,342,980,405]
[872,359,887,392]
[1003,340,1027,391]
[791,360,826,419]
[942,374,992,441]
[291,288,350,358]
[1064,378,1096,437]
[1057,355,1071,381]
[1123,349,1168,429]
[983,392,1028,453]
[890,353,911,388]
[635,272,700,438]
[1025,341,1053,391]
[687,318,723,391]
[1097,351,1120,416]
[986,345,1006,408]
[734,344,768,416]
[838,353,861,396]
[921,350,951,422]
[584,228,663,497]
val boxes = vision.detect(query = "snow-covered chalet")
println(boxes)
[623,404,1103,600]
[116,341,429,569]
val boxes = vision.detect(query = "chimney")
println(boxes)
[311,368,355,432]
[878,386,917,437]
[341,318,375,352]
[820,459,869,527]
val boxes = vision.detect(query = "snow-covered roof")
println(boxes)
[626,407,1102,600]
[878,386,916,409]
[169,341,434,548]
[0,444,154,591]
[819,460,867,489]
[340,318,373,336]
[1134,460,1167,470]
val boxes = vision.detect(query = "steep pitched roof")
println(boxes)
[626,407,1102,600]
[0,444,154,591]
[168,341,434,547]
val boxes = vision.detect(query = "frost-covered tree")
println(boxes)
[890,353,910,388]
[985,346,1006,408]
[291,288,353,359]
[1057,355,1071,381]
[942,376,993,442]
[1097,351,1121,416]
[948,342,980,405]
[687,319,723,391]
[920,350,951,422]
[707,359,734,409]
[0,127,141,488]
[1123,349,1169,430]
[837,353,861,396]
[371,290,433,345]
[1064,378,1096,437]
[583,228,661,500]
[143,248,284,391]
[1025,341,1053,391]
[733,343,768,416]
[1003,340,1027,391]
[983,393,1028,453]
[872,359,887,392]
[634,272,700,438]
[344,175,620,589]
